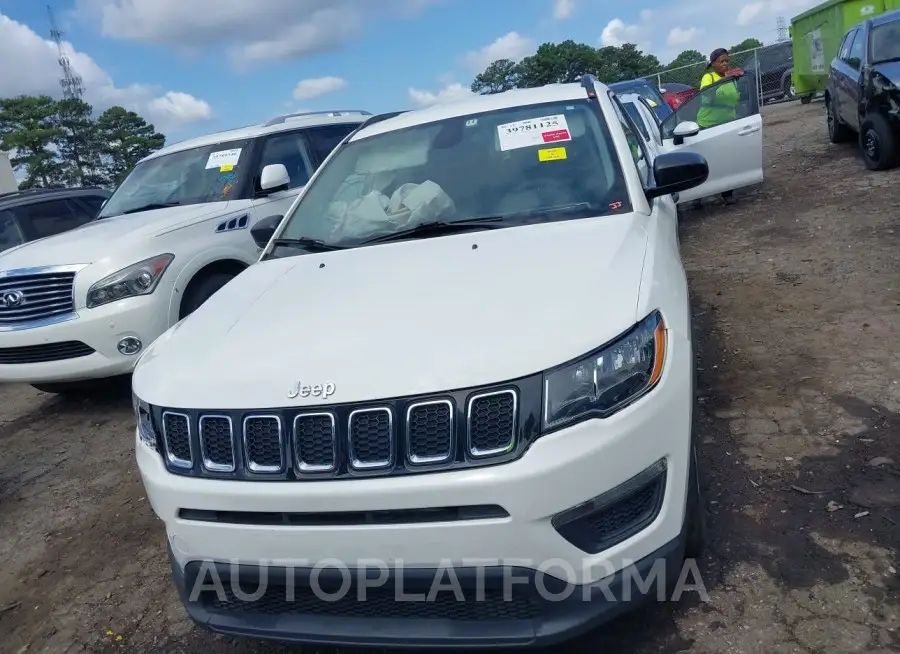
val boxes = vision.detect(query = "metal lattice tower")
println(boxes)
[776,16,789,42]
[47,4,84,100]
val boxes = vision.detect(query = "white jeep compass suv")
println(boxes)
[0,110,370,395]
[133,77,729,648]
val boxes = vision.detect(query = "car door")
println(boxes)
[657,73,763,203]
[833,29,859,124]
[841,27,867,130]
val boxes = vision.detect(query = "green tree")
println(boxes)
[95,106,165,186]
[517,40,603,87]
[666,49,706,70]
[0,95,64,188]
[471,59,521,94]
[55,98,103,187]
[473,41,664,92]
[730,38,763,53]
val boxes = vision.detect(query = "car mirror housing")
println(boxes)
[645,152,709,201]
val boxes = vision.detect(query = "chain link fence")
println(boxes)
[643,41,798,108]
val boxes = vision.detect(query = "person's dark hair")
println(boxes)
[707,47,729,69]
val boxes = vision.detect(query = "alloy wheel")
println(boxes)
[865,129,880,161]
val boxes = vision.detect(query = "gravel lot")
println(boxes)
[2,100,900,653]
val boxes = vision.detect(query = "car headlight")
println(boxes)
[133,393,159,452]
[543,311,666,430]
[86,254,174,308]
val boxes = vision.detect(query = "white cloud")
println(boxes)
[553,0,574,20]
[292,76,347,100]
[667,27,703,47]
[464,32,535,72]
[737,2,766,25]
[599,18,648,48]
[0,13,211,134]
[408,83,474,108]
[77,0,434,68]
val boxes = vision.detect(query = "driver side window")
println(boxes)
[661,75,756,138]
[255,131,315,193]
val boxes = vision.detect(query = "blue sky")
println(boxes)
[0,0,816,142]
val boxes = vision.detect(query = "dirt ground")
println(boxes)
[2,100,900,653]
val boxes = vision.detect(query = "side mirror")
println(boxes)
[645,152,709,201]
[672,120,700,145]
[250,214,283,249]
[260,164,290,192]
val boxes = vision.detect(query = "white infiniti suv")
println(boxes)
[0,110,371,394]
[132,77,761,648]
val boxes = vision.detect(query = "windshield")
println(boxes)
[871,20,900,64]
[0,210,25,253]
[613,82,664,107]
[275,100,631,250]
[98,138,253,218]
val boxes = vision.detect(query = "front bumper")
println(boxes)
[0,294,169,383]
[170,525,688,649]
[138,332,693,646]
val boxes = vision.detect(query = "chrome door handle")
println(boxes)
[737,125,760,136]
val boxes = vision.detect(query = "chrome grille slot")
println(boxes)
[199,416,235,473]
[0,271,76,325]
[348,408,393,470]
[293,413,337,473]
[467,390,517,458]
[243,416,284,473]
[162,412,193,469]
[406,400,453,465]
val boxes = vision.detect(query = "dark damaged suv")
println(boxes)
[826,9,900,170]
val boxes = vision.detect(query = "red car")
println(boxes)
[659,83,699,110]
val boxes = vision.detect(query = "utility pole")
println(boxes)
[48,4,85,100]
[776,16,789,42]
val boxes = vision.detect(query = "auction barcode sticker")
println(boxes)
[497,114,572,152]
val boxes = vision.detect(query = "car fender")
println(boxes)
[165,244,258,325]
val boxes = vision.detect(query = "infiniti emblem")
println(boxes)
[0,290,25,308]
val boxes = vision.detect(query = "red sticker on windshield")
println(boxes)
[542,129,571,143]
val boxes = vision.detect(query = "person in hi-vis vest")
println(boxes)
[693,48,743,207]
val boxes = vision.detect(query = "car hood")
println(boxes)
[0,202,233,270]
[134,214,651,409]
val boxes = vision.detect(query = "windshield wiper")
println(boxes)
[270,237,346,252]
[359,217,506,245]
[119,201,182,215]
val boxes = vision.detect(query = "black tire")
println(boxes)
[827,96,852,144]
[860,113,900,171]
[180,273,235,319]
[800,95,812,105]
[684,444,707,559]
[782,74,795,101]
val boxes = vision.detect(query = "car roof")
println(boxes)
[0,187,110,209]
[141,110,373,163]
[351,83,596,141]
[609,79,651,89]
[871,8,900,27]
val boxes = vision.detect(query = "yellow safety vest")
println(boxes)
[697,70,739,128]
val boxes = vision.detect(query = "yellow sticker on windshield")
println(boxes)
[538,147,567,162]
[647,99,657,107]
[219,164,234,172]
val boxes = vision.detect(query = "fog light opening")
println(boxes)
[117,337,142,356]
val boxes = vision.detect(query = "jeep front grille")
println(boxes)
[152,377,536,481]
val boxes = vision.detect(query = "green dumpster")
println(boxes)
[789,0,900,102]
